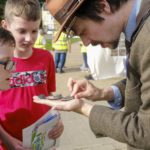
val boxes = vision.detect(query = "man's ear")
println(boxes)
[1,20,8,29]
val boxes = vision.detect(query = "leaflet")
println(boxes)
[23,109,60,150]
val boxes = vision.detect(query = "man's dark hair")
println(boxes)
[0,27,15,47]
[76,0,129,22]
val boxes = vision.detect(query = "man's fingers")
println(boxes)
[75,91,88,99]
[71,80,87,97]
[67,77,73,91]
[70,81,83,97]
[67,77,76,92]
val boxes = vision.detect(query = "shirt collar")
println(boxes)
[125,0,142,42]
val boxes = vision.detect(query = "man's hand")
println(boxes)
[67,78,112,101]
[67,78,114,101]
[33,96,93,117]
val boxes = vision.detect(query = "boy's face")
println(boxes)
[0,44,14,90]
[4,16,41,56]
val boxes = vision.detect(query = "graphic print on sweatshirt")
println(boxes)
[10,70,47,88]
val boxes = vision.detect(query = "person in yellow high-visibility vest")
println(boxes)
[34,28,46,50]
[80,41,89,72]
[52,32,71,73]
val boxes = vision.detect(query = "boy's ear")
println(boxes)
[99,0,112,15]
[1,20,8,29]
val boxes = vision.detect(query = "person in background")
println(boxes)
[80,42,94,80]
[0,0,64,149]
[34,28,46,49]
[79,41,89,72]
[34,0,150,150]
[52,32,71,73]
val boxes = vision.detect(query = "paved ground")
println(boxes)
[52,42,126,150]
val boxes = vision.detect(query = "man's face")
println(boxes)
[0,44,14,90]
[72,15,122,49]
[4,16,40,56]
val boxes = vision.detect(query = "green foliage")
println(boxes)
[45,39,52,51]
[0,0,6,5]
[39,0,44,7]
[0,0,5,22]
[44,37,81,51]
[39,0,45,3]
[70,37,81,44]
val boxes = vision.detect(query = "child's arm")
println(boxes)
[0,125,32,150]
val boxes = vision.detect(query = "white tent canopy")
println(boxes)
[87,45,126,80]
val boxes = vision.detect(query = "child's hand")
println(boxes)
[48,119,64,139]
[4,135,32,150]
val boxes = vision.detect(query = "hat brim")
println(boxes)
[53,0,85,42]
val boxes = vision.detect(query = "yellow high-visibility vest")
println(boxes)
[81,45,87,53]
[34,35,46,49]
[52,32,68,51]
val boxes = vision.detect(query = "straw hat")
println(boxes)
[46,0,86,41]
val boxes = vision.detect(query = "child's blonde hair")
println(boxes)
[4,0,41,22]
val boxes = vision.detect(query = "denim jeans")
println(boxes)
[55,51,67,70]
[82,52,89,68]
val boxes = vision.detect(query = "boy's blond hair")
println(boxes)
[4,0,41,22]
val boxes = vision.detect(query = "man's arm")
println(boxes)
[107,79,126,110]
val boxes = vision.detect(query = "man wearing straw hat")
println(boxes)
[34,0,150,150]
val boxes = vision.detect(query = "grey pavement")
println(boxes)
[53,42,126,150]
